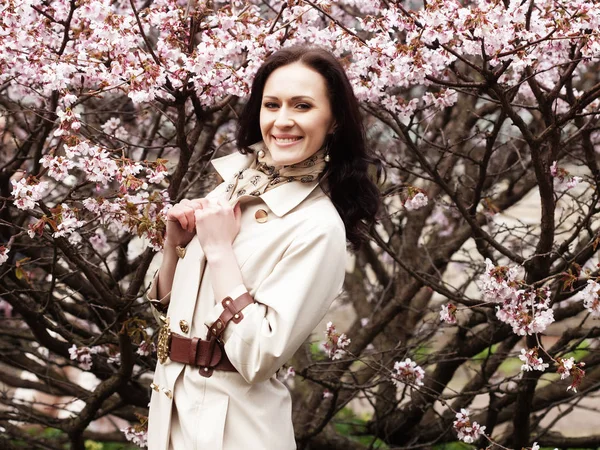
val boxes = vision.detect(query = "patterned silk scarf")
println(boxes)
[224,141,326,202]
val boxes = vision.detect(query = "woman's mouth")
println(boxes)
[273,136,303,144]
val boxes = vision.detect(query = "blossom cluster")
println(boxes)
[404,189,429,211]
[81,190,171,251]
[581,280,600,317]
[52,204,86,242]
[323,321,351,360]
[479,259,521,303]
[550,161,583,191]
[453,408,486,444]
[557,357,586,392]
[496,288,555,336]
[519,347,550,372]
[391,358,425,389]
[121,424,148,448]
[10,178,48,211]
[439,303,457,324]
[479,259,555,336]
[68,345,98,371]
[11,146,171,250]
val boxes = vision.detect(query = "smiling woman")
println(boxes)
[146,46,381,450]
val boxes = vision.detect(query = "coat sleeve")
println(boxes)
[204,222,347,384]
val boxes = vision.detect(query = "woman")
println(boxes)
[146,46,380,450]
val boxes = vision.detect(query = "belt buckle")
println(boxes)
[157,317,172,364]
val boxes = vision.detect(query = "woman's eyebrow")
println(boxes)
[262,95,316,101]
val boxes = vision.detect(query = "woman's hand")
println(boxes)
[165,198,204,248]
[194,197,242,259]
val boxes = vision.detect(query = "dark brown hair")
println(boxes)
[236,46,381,248]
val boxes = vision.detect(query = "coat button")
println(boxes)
[179,320,189,334]
[162,387,173,399]
[175,246,186,259]
[150,382,160,392]
[255,209,268,223]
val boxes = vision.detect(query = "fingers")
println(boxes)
[188,198,205,211]
[168,198,205,232]
[196,198,211,210]
[193,198,237,225]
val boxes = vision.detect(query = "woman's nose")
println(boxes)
[274,109,293,127]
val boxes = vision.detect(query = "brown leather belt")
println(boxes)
[168,333,237,378]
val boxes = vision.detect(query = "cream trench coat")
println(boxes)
[146,151,347,450]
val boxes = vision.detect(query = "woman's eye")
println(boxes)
[296,103,311,110]
[263,102,279,109]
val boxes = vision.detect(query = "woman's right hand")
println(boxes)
[165,199,204,248]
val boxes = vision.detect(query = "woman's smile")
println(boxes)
[272,135,303,146]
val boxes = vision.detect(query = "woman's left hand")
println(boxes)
[194,197,242,258]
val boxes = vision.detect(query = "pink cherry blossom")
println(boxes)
[11,177,49,211]
[122,424,148,448]
[54,108,81,137]
[550,161,583,191]
[495,288,555,336]
[68,344,97,371]
[440,303,458,324]
[519,348,549,372]
[52,204,85,240]
[479,260,554,335]
[323,321,351,360]
[581,279,600,317]
[40,155,76,181]
[478,258,521,303]
[405,192,429,211]
[557,357,586,393]
[453,408,486,444]
[392,358,425,389]
[146,159,169,184]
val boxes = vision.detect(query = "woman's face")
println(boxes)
[259,62,336,166]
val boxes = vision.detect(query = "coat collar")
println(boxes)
[211,151,321,217]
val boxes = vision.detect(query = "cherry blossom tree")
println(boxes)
[1,0,600,449]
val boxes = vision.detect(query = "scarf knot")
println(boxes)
[224,142,326,202]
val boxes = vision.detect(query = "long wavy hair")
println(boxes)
[236,46,381,248]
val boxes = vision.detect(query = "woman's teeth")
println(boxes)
[275,137,301,143]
